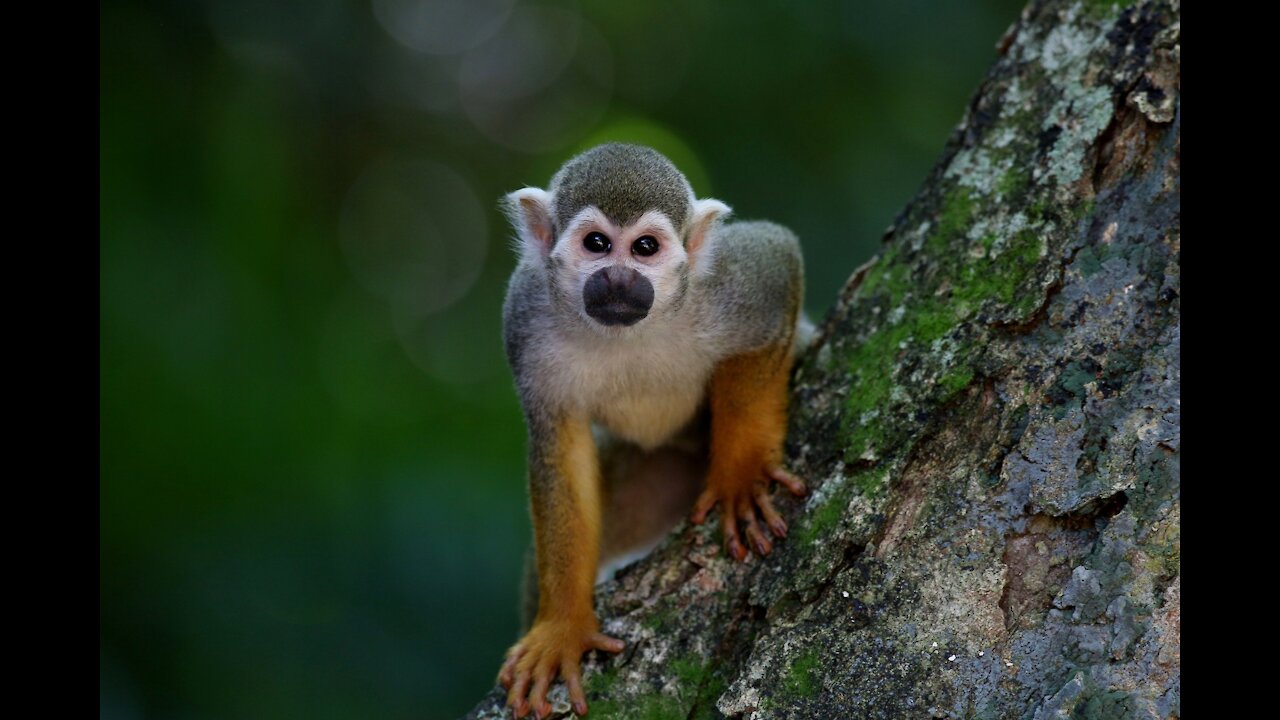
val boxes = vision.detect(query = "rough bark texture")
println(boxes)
[468,0,1180,717]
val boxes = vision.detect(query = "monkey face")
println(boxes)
[548,207,691,330]
[503,147,730,334]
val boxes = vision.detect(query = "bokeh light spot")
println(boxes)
[372,0,516,56]
[339,158,488,317]
[459,6,613,153]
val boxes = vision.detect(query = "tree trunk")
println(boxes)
[468,0,1180,716]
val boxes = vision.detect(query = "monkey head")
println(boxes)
[503,143,730,331]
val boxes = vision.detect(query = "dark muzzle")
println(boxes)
[582,265,654,326]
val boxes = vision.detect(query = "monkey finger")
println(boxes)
[499,650,524,688]
[744,521,773,556]
[754,488,788,538]
[719,509,746,561]
[564,666,588,717]
[506,672,532,718]
[588,632,626,654]
[690,489,719,525]
[727,535,746,562]
[528,670,553,720]
[767,466,807,496]
[738,498,773,556]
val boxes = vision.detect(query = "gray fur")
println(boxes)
[501,146,804,592]
[693,220,804,354]
[549,144,693,235]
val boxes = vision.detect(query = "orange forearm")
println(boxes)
[707,342,793,488]
[529,415,602,624]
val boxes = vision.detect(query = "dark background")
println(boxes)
[100,1,1023,717]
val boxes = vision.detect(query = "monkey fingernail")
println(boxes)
[574,701,588,716]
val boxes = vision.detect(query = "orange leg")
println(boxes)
[499,416,624,718]
[691,342,807,560]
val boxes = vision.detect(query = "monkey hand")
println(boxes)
[499,615,625,718]
[691,465,807,561]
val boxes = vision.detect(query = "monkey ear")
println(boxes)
[686,198,731,271]
[503,187,556,259]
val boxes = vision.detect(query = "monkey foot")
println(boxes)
[498,618,625,718]
[690,465,807,560]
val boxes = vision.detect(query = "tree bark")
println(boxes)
[468,0,1180,717]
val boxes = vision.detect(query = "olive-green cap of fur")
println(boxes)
[549,144,693,233]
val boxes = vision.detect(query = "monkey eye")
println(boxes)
[583,231,611,254]
[632,235,659,257]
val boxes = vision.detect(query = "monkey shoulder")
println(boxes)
[697,220,804,352]
[502,261,555,380]
[717,219,801,254]
[707,220,802,292]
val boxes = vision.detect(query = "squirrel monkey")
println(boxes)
[498,143,807,717]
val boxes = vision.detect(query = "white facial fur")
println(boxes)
[548,207,689,331]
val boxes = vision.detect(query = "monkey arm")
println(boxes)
[531,414,601,622]
[499,410,624,718]
[690,221,808,559]
[691,341,807,559]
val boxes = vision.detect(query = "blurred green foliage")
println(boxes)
[101,0,1023,717]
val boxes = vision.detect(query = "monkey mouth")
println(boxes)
[585,302,649,326]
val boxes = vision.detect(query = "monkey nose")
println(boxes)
[583,266,655,326]
[601,265,640,292]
